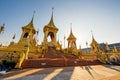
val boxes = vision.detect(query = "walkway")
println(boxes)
[0,65,120,80]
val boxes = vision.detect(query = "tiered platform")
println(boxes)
[21,58,103,68]
[22,46,103,68]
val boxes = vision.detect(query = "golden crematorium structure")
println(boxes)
[0,9,120,68]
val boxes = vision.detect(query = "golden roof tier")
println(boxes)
[22,12,36,34]
[67,27,76,41]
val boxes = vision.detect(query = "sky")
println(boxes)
[0,0,120,48]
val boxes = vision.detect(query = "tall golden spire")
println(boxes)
[67,23,76,40]
[22,11,36,35]
[67,23,77,49]
[90,31,104,53]
[47,7,56,28]
[90,31,98,46]
[24,11,35,29]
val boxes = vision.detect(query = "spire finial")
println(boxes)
[52,7,54,19]
[52,7,54,12]
[3,23,5,27]
[91,30,94,38]
[70,23,72,27]
[91,30,96,42]
[31,11,35,23]
[70,23,72,33]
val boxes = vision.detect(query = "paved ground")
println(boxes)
[0,65,120,80]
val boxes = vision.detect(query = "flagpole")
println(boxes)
[86,41,88,54]
[64,35,65,48]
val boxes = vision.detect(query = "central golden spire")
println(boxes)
[47,7,56,28]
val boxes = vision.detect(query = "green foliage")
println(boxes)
[2,60,16,68]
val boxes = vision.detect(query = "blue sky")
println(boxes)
[0,0,120,48]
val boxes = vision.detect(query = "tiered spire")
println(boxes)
[47,7,56,28]
[21,11,36,35]
[67,23,76,41]
[90,31,103,53]
[29,11,35,26]
[24,11,35,29]
[90,32,98,46]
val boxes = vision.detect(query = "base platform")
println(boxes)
[21,58,103,68]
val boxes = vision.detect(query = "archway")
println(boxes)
[23,32,29,39]
[47,32,54,42]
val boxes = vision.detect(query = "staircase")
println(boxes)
[44,47,77,58]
